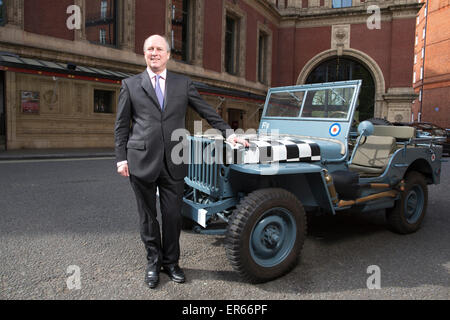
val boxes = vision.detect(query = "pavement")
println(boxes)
[1,152,449,300]
[0,148,115,161]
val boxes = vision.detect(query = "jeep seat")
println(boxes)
[349,135,397,176]
[373,125,415,140]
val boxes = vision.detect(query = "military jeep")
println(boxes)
[181,80,443,283]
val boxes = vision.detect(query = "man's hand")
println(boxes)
[227,135,250,147]
[117,163,130,177]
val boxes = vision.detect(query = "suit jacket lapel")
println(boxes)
[140,71,161,112]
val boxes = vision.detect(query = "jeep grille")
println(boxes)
[187,136,220,195]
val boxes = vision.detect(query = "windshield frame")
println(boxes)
[262,81,360,122]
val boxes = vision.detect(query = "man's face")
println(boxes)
[144,36,170,74]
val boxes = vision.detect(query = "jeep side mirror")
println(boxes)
[357,121,374,137]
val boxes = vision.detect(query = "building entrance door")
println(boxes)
[306,57,375,122]
[227,108,244,130]
[0,71,5,150]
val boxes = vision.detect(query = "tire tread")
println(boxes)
[225,188,307,283]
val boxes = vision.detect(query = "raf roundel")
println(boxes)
[431,152,436,162]
[329,123,341,137]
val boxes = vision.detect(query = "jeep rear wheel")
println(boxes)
[225,188,306,283]
[386,171,428,234]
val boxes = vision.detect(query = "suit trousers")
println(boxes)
[129,159,184,268]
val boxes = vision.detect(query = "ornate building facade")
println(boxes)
[0,0,421,150]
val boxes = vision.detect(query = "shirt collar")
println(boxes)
[147,67,167,80]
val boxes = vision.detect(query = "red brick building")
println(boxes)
[412,0,450,128]
[0,0,423,150]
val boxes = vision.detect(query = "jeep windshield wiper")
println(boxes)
[331,88,347,104]
[274,92,302,117]
[288,91,302,103]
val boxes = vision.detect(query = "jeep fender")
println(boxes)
[379,147,442,185]
[229,164,334,214]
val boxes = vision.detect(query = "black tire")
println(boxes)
[367,117,392,126]
[225,188,307,283]
[386,171,428,234]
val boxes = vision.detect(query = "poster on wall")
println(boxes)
[21,91,40,114]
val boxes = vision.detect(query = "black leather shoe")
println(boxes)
[145,267,160,289]
[163,264,185,283]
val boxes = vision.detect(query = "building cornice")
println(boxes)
[241,0,281,26]
[278,1,422,28]
[275,0,422,14]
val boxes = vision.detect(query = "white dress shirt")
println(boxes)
[147,67,166,96]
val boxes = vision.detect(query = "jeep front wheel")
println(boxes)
[225,188,307,283]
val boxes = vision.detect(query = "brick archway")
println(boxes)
[296,48,386,118]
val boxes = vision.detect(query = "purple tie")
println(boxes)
[155,75,164,110]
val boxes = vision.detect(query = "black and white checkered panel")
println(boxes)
[224,136,321,164]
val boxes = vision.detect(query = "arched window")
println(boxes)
[306,57,375,122]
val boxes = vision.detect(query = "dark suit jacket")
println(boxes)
[114,70,231,182]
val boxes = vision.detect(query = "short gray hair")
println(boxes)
[143,35,171,53]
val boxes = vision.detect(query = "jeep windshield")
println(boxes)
[264,86,355,121]
[259,81,362,143]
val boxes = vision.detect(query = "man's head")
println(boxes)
[143,35,171,74]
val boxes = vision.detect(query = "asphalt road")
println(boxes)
[0,157,448,300]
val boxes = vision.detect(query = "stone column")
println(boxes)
[5,0,24,29]
[73,0,86,41]
[191,0,204,67]
[118,0,135,52]
[308,0,320,8]
[383,88,417,123]
[286,0,297,8]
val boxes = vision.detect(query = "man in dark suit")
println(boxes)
[115,35,247,289]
